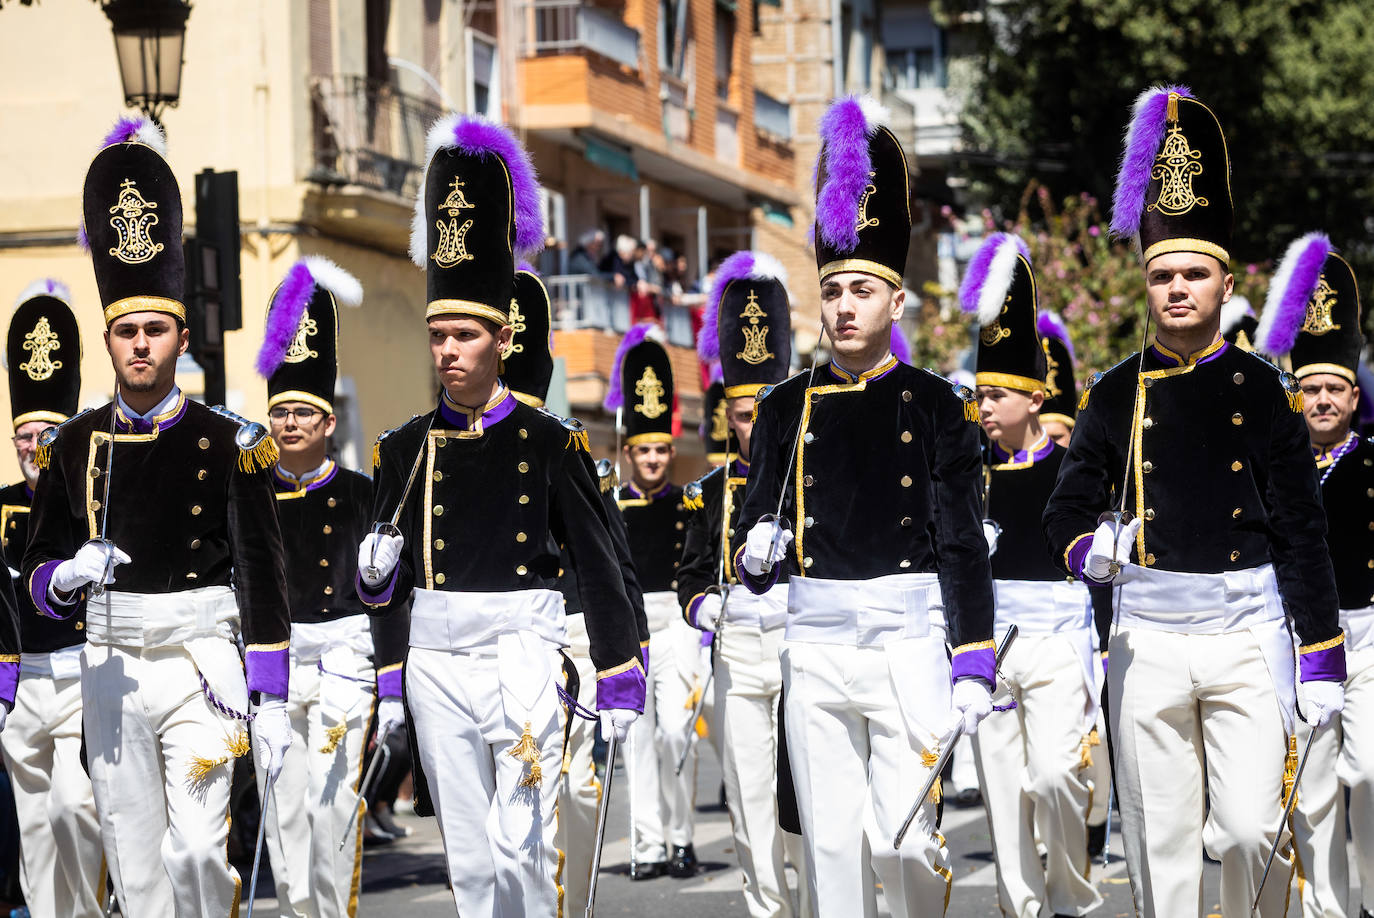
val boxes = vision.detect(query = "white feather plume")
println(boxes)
[301,256,363,308]
[410,114,464,267]
[1220,295,1253,335]
[854,94,891,132]
[745,252,788,286]
[976,237,1024,326]
[13,278,71,312]
[131,118,168,157]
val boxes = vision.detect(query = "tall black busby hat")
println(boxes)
[698,251,793,399]
[605,323,674,447]
[813,96,912,288]
[411,115,544,327]
[81,116,185,325]
[1258,233,1364,384]
[701,377,730,465]
[503,269,554,406]
[1110,86,1233,267]
[7,279,81,430]
[256,257,363,415]
[960,233,1046,393]
[1037,311,1077,429]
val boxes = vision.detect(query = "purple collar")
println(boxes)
[1149,338,1228,368]
[115,390,188,435]
[731,457,750,477]
[438,384,516,433]
[624,480,673,501]
[992,433,1055,466]
[273,458,338,493]
[825,353,899,385]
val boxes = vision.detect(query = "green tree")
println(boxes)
[943,0,1374,340]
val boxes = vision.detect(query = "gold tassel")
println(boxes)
[238,437,280,474]
[695,715,709,739]
[519,764,543,789]
[226,729,251,758]
[508,722,543,788]
[35,443,51,470]
[962,397,979,424]
[187,730,251,784]
[565,429,590,453]
[1283,734,1299,808]
[921,749,943,804]
[684,682,702,710]
[319,722,348,754]
[1287,389,1305,414]
[372,438,382,471]
[1079,729,1100,770]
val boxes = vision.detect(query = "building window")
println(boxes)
[882,6,947,89]
[468,30,500,118]
[715,5,735,101]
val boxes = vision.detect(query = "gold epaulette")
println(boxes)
[33,407,93,471]
[953,383,978,423]
[595,458,617,494]
[751,383,775,425]
[683,479,705,511]
[371,420,411,471]
[1280,371,1304,414]
[559,416,590,453]
[238,437,279,474]
[1078,371,1103,412]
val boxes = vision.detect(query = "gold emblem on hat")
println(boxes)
[432,177,475,268]
[856,171,880,232]
[108,179,164,265]
[1042,338,1061,398]
[19,316,62,382]
[1148,124,1208,217]
[710,396,729,443]
[1299,276,1341,336]
[283,315,319,364]
[737,290,774,366]
[634,366,668,419]
[980,297,1012,346]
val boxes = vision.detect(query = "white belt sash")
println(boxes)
[409,588,567,716]
[19,644,84,680]
[292,615,376,719]
[994,578,1097,728]
[724,581,789,632]
[642,591,679,634]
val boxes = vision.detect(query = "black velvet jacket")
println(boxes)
[1043,340,1340,649]
[361,390,643,683]
[733,357,995,652]
[987,437,1068,582]
[1315,434,1374,611]
[559,475,650,645]
[617,482,691,594]
[1,482,82,654]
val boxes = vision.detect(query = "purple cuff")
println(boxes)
[1067,538,1095,583]
[685,594,705,629]
[641,644,650,676]
[356,568,398,607]
[30,560,75,620]
[597,665,646,713]
[377,666,404,699]
[1300,644,1347,683]
[700,630,714,648]
[951,646,995,684]
[245,647,290,698]
[733,545,780,596]
[0,661,16,707]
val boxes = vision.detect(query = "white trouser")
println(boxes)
[253,616,376,918]
[557,612,600,915]
[1086,618,1111,827]
[81,586,247,918]
[0,648,103,918]
[1292,614,1374,918]
[782,573,954,918]
[629,591,704,862]
[1108,563,1292,918]
[715,584,809,918]
[407,588,568,916]
[972,633,1101,917]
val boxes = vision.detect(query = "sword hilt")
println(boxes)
[364,522,402,584]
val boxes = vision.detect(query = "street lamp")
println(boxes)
[101,0,192,123]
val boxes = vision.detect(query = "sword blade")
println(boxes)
[1251,722,1321,914]
[584,732,619,918]
[245,769,279,918]
[339,724,394,851]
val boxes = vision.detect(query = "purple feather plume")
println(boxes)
[100,116,146,150]
[959,233,1030,319]
[698,251,757,362]
[516,261,537,275]
[256,261,316,377]
[1257,232,1333,357]
[814,97,876,253]
[1110,84,1193,239]
[708,361,724,384]
[1037,311,1075,362]
[449,118,544,259]
[603,322,657,411]
[890,324,912,364]
[76,222,90,252]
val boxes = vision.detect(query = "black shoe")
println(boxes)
[668,844,698,878]
[953,787,982,808]
[630,861,666,881]
[1086,821,1106,858]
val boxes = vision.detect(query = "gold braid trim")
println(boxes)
[319,722,349,755]
[238,438,280,474]
[1299,633,1345,655]
[186,730,252,785]
[509,721,543,788]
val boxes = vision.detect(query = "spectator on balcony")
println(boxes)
[601,234,640,289]
[568,229,606,276]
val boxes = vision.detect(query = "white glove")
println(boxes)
[1303,680,1345,730]
[741,520,792,576]
[253,694,292,781]
[982,521,1000,556]
[599,708,639,743]
[377,696,406,738]
[358,533,404,587]
[952,680,994,736]
[1083,517,1143,583]
[694,592,725,631]
[53,541,131,594]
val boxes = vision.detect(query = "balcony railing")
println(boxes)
[546,274,695,348]
[308,75,442,200]
[523,1,641,70]
[754,89,792,141]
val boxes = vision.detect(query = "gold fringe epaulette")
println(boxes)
[1079,729,1100,770]
[372,438,381,471]
[566,428,590,453]
[683,480,705,511]
[1280,371,1304,414]
[952,383,978,423]
[1079,372,1102,411]
[319,722,348,755]
[596,459,618,494]
[34,442,51,471]
[509,721,543,788]
[186,729,252,785]
[751,383,775,425]
[921,748,943,804]
[238,437,280,474]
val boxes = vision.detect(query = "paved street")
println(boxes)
[240,743,1317,917]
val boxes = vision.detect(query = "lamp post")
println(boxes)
[101,0,191,124]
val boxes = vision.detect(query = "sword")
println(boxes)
[245,769,280,918]
[674,592,724,777]
[759,321,826,568]
[1251,723,1321,915]
[1099,308,1154,577]
[583,732,619,918]
[626,725,638,876]
[338,724,394,851]
[89,391,119,599]
[366,414,436,581]
[893,624,1019,849]
[1101,784,1116,868]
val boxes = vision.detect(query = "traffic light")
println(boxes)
[185,169,241,406]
